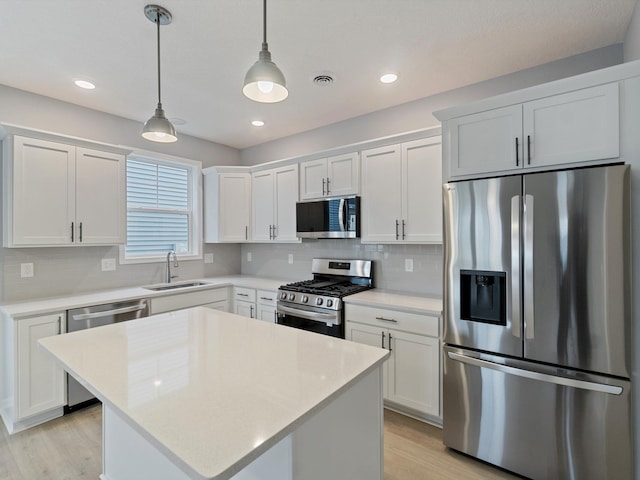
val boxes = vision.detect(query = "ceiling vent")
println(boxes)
[313,73,335,86]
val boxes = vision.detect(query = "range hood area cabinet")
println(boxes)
[251,164,300,243]
[299,152,360,200]
[441,82,619,181]
[360,136,442,244]
[2,132,127,247]
[203,167,252,243]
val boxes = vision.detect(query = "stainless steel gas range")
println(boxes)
[276,258,373,338]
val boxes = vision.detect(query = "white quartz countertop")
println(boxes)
[39,307,389,480]
[0,275,286,318]
[344,289,443,316]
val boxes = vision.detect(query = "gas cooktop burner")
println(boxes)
[280,279,370,298]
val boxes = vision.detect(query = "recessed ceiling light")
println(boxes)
[380,73,398,84]
[74,79,95,90]
[251,120,265,127]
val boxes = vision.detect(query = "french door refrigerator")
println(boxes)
[442,164,631,480]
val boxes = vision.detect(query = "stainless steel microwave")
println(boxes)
[296,196,360,239]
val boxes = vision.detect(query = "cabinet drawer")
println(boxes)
[345,304,439,337]
[234,287,256,302]
[151,288,228,314]
[257,290,277,306]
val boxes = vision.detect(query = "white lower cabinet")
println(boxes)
[233,287,278,321]
[0,312,66,434]
[257,290,278,323]
[150,287,229,315]
[345,304,441,421]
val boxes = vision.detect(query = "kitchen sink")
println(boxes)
[143,281,211,291]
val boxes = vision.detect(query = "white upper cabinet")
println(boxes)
[299,152,359,200]
[361,137,442,243]
[252,164,300,242]
[446,83,619,178]
[204,169,251,242]
[3,135,125,247]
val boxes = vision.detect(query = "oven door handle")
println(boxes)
[277,303,339,325]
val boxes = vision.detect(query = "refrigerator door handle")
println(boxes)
[447,352,623,395]
[510,195,522,339]
[524,194,535,339]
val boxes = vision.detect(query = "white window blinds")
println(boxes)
[125,158,191,257]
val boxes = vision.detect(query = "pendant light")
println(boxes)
[243,0,288,103]
[142,4,177,143]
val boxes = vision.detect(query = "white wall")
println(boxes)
[0,85,243,302]
[624,0,640,61]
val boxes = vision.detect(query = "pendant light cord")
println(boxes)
[262,0,267,49]
[156,11,162,106]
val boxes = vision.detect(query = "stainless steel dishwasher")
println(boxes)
[66,298,149,411]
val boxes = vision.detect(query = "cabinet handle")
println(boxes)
[260,297,273,301]
[376,316,398,323]
[245,225,248,241]
[402,220,406,240]
[326,177,330,195]
[527,135,531,165]
[395,220,399,240]
[250,305,254,318]
[274,311,278,322]
[57,315,62,334]
[269,225,273,240]
[272,225,277,239]
[322,178,326,196]
[515,137,520,166]
[237,293,249,297]
[388,333,393,352]
[79,222,83,243]
[71,222,74,242]
[381,331,386,349]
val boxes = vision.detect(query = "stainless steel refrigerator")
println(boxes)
[442,164,632,480]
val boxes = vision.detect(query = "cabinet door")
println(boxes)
[326,152,359,197]
[273,165,299,242]
[449,105,523,177]
[252,170,275,241]
[234,301,255,319]
[219,173,251,242]
[299,159,327,200]
[361,145,402,242]
[202,301,229,312]
[75,148,125,244]
[346,321,388,396]
[10,136,75,245]
[402,138,442,243]
[257,304,277,323]
[523,83,619,168]
[17,313,65,420]
[387,329,439,417]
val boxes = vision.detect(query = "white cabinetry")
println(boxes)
[257,290,278,323]
[252,164,299,242]
[203,168,251,243]
[345,304,440,421]
[150,288,229,315]
[233,287,257,319]
[1,312,66,434]
[2,135,126,247]
[361,137,442,243]
[300,152,359,200]
[446,83,619,178]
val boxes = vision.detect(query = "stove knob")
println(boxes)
[316,297,323,306]
[288,293,295,301]
[280,292,287,300]
[302,295,309,303]
[326,299,333,308]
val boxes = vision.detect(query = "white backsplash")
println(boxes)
[240,240,443,296]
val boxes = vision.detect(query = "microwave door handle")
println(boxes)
[338,198,346,232]
[510,195,522,339]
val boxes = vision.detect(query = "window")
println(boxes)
[121,154,201,263]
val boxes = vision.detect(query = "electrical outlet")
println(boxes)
[204,253,214,264]
[247,252,253,262]
[20,263,34,278]
[405,258,414,272]
[101,258,116,271]
[288,254,294,264]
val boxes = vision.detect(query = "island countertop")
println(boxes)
[39,307,389,480]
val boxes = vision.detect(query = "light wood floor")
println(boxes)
[1,405,520,479]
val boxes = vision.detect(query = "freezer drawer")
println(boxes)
[443,346,632,480]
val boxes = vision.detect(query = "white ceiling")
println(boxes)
[0,0,636,149]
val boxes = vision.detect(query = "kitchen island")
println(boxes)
[39,307,389,480]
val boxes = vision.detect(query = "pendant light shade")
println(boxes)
[243,0,288,103]
[142,4,177,143]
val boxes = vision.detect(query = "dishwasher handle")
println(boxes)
[71,304,147,321]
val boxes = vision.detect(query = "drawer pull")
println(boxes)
[375,316,398,323]
[237,293,249,297]
[260,297,273,301]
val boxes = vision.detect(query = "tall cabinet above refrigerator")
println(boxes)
[442,164,631,479]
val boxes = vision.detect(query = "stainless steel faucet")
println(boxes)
[166,250,179,283]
